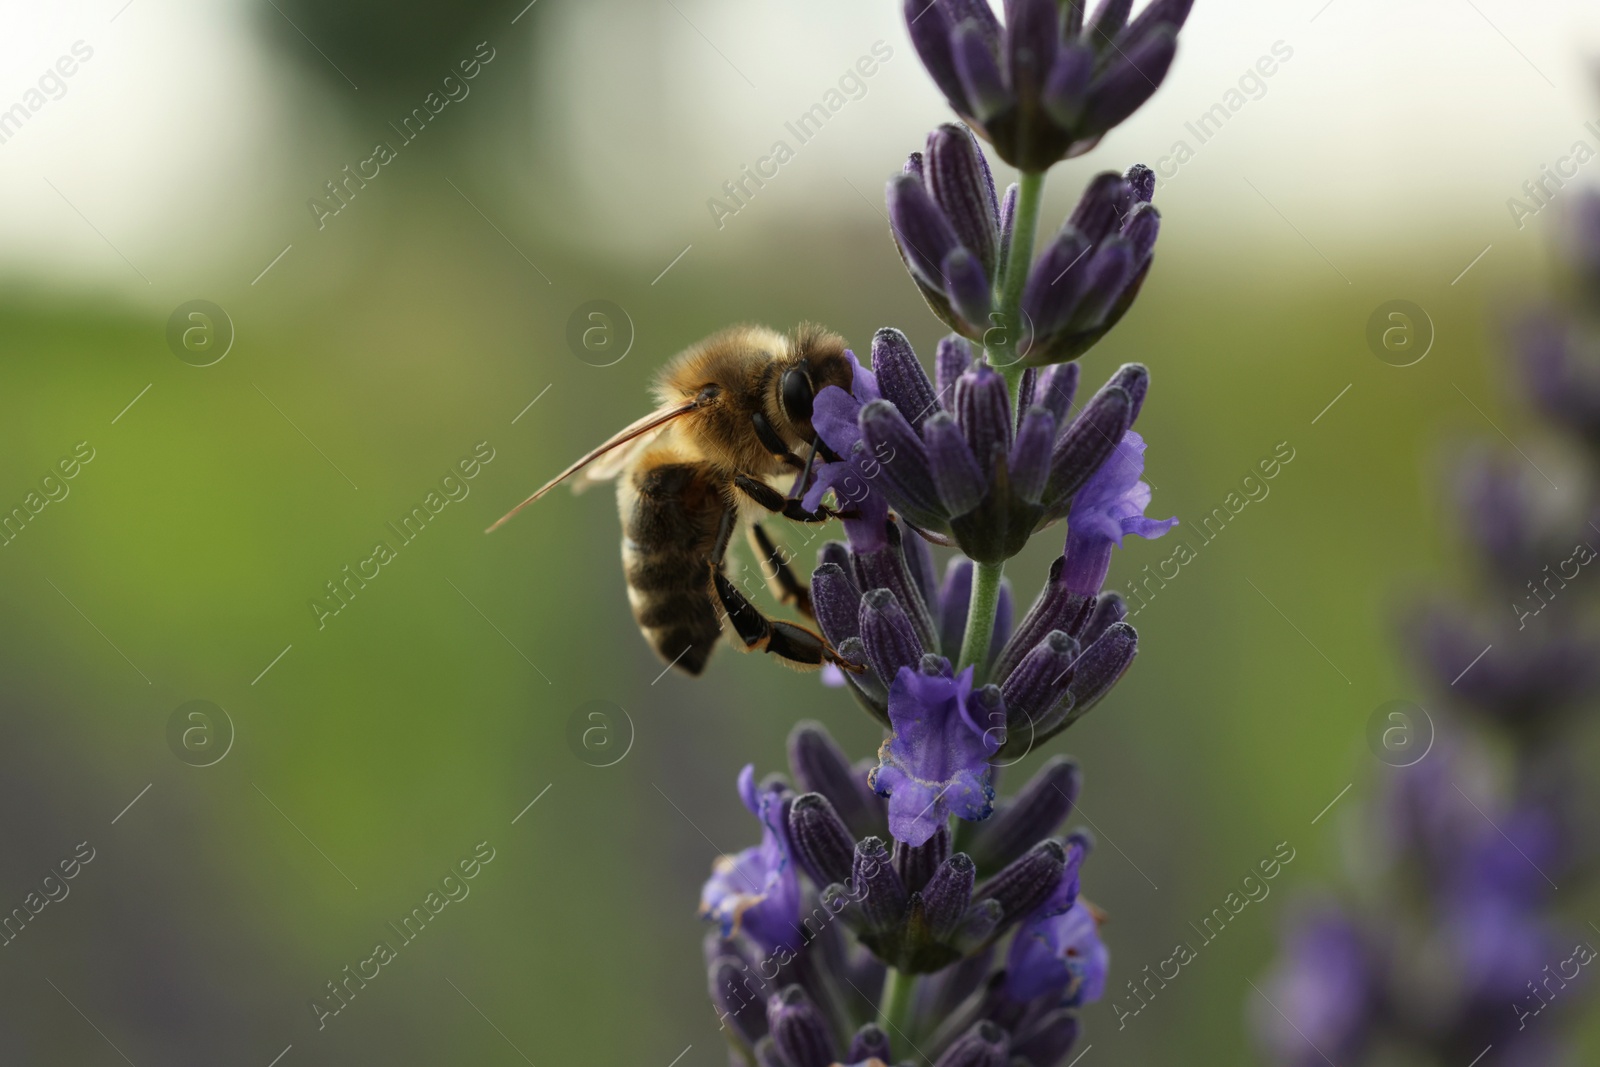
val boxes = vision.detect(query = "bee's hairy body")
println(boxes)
[608,324,854,675]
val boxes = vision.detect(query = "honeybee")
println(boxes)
[488,324,867,677]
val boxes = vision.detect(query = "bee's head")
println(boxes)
[778,324,853,442]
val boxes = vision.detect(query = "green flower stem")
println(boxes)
[877,967,918,1039]
[991,169,1047,399]
[957,558,1006,679]
[957,170,1045,681]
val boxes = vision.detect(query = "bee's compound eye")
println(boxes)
[781,369,814,423]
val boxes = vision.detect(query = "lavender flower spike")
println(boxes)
[904,0,1194,171]
[869,656,1003,847]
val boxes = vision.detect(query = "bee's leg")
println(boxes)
[750,411,808,469]
[711,569,863,672]
[733,474,854,524]
[746,523,813,619]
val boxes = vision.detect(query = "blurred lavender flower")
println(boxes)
[1256,185,1600,1067]
[904,0,1194,171]
[1255,906,1373,1067]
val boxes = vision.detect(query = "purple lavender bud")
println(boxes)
[1123,202,1162,263]
[903,0,967,113]
[991,583,1014,660]
[904,150,925,181]
[848,1023,892,1064]
[1123,0,1196,42]
[788,793,858,889]
[901,522,940,611]
[811,563,862,649]
[872,327,942,432]
[926,123,1001,275]
[1022,230,1093,340]
[1080,591,1127,643]
[835,638,890,722]
[936,556,976,661]
[943,247,995,331]
[818,539,852,573]
[853,837,909,932]
[1069,171,1137,243]
[895,822,951,893]
[1042,386,1133,513]
[1054,622,1137,733]
[974,838,1068,929]
[859,400,945,525]
[787,723,876,840]
[1041,42,1094,127]
[1035,362,1080,426]
[954,899,1004,950]
[859,589,926,688]
[969,756,1081,872]
[854,523,941,652]
[998,182,1019,279]
[767,986,836,1067]
[1017,366,1038,412]
[955,364,1013,475]
[1066,239,1136,333]
[1105,362,1150,421]
[994,556,1094,681]
[708,955,768,1047]
[926,412,988,517]
[952,20,1012,122]
[1010,407,1058,504]
[999,631,1080,735]
[1082,27,1178,132]
[921,853,977,939]
[936,334,974,401]
[887,172,961,293]
[1014,1011,1081,1066]
[933,1021,1009,1067]
[1086,0,1135,45]
[1005,0,1059,110]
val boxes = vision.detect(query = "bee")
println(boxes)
[488,323,867,677]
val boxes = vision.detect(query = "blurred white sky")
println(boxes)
[4,0,1600,300]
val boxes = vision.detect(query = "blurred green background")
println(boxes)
[2,0,1599,1064]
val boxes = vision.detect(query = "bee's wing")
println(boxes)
[485,398,702,533]
[571,425,665,492]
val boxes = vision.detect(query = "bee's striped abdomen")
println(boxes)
[619,458,728,676]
